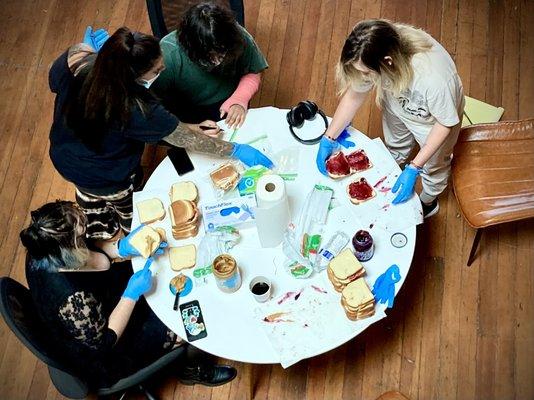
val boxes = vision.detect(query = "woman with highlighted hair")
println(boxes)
[316,19,464,218]
[20,201,236,388]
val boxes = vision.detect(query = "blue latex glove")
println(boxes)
[316,136,339,176]
[336,128,356,148]
[231,143,274,168]
[123,258,154,301]
[118,225,144,258]
[82,26,110,52]
[391,164,420,204]
[372,264,401,308]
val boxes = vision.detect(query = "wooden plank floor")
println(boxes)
[0,0,533,399]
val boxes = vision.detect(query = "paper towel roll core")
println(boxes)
[255,174,290,247]
[256,174,286,207]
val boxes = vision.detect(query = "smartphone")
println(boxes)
[179,300,208,342]
[168,147,195,176]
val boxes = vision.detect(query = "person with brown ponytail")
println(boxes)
[49,27,272,241]
[20,200,237,388]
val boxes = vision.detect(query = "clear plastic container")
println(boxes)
[314,231,350,272]
[212,254,242,293]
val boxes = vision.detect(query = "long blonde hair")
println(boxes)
[336,19,432,105]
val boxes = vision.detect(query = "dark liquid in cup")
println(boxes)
[252,282,269,295]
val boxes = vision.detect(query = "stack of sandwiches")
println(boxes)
[341,278,375,320]
[327,248,366,292]
[169,181,201,240]
[327,248,375,320]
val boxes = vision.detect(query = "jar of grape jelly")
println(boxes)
[352,230,374,261]
[212,254,242,293]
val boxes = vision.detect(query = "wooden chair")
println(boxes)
[452,118,534,266]
[146,0,245,38]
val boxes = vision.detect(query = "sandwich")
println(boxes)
[326,151,351,179]
[346,149,372,172]
[136,198,166,224]
[347,178,376,205]
[210,163,240,191]
[327,248,366,292]
[341,278,375,320]
[169,244,197,271]
[169,200,201,240]
[129,225,163,258]
[170,181,198,203]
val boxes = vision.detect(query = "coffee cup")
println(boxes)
[249,276,272,303]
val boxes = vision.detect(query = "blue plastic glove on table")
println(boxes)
[372,264,401,308]
[123,258,154,301]
[231,143,274,168]
[83,26,110,52]
[118,225,168,258]
[336,128,356,148]
[391,164,420,204]
[315,136,340,175]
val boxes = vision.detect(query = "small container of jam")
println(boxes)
[352,230,374,261]
[212,254,242,293]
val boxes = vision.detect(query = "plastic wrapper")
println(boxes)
[237,166,271,196]
[281,184,334,279]
[194,226,241,285]
[272,146,300,181]
[207,161,243,199]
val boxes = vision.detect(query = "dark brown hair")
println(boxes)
[177,2,244,69]
[20,201,89,271]
[65,27,161,150]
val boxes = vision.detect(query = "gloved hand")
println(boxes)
[336,128,356,148]
[122,258,154,301]
[82,26,110,52]
[392,164,420,204]
[372,264,401,308]
[118,225,144,258]
[316,136,339,176]
[231,143,274,168]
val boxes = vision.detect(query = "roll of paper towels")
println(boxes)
[255,174,290,247]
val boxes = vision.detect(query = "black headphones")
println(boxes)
[286,100,329,145]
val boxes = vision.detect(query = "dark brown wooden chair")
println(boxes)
[146,0,245,38]
[452,118,534,266]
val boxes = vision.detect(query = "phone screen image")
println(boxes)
[179,300,207,342]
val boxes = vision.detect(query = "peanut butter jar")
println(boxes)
[212,254,242,293]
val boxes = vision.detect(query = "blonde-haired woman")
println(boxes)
[316,19,464,217]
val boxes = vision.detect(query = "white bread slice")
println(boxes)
[169,244,197,271]
[129,226,162,258]
[154,228,167,242]
[136,198,166,224]
[170,181,198,203]
[328,248,364,281]
[341,278,374,308]
[326,152,351,179]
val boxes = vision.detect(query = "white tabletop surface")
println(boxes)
[132,106,420,365]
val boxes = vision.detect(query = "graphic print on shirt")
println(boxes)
[396,89,431,121]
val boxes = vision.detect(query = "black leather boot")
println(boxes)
[177,364,237,386]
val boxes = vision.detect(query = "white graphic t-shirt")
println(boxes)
[356,32,464,131]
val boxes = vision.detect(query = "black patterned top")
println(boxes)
[25,258,176,387]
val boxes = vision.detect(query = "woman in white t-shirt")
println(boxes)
[316,19,464,218]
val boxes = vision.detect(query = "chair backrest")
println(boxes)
[146,0,245,38]
[0,277,76,373]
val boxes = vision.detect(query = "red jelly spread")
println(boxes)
[348,178,374,200]
[326,152,350,176]
[347,150,371,171]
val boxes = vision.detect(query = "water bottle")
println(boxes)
[314,231,350,272]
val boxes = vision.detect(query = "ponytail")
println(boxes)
[65,27,161,150]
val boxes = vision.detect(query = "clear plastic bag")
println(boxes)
[273,146,300,181]
[207,161,243,199]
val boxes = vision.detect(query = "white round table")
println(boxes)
[132,106,419,366]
